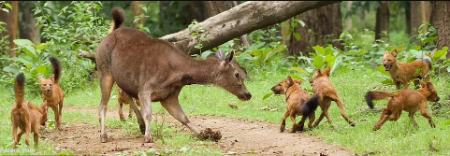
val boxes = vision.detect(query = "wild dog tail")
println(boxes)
[49,57,61,84]
[111,7,125,30]
[365,91,395,109]
[15,73,25,108]
[301,94,320,117]
[423,57,432,70]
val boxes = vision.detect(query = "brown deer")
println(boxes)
[95,8,251,143]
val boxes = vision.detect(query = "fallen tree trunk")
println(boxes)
[161,1,338,54]
[81,1,338,60]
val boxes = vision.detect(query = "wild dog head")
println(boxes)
[39,76,56,96]
[271,76,301,95]
[383,50,398,71]
[420,81,440,102]
[213,51,252,101]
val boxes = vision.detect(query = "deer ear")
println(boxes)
[226,51,234,63]
[215,50,225,60]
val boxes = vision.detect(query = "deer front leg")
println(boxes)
[160,90,200,136]
[138,89,154,143]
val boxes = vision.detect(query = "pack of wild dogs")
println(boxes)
[10,7,440,149]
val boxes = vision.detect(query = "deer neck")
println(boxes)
[183,58,220,85]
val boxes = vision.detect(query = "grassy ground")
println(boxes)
[0,67,449,155]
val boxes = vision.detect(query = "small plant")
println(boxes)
[188,20,206,52]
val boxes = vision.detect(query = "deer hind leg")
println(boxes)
[138,88,154,143]
[129,98,145,134]
[98,73,114,143]
[128,100,134,119]
[419,101,436,128]
[329,94,355,126]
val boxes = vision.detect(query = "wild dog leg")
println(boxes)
[307,113,315,129]
[330,95,355,126]
[289,115,298,133]
[373,108,390,131]
[161,91,200,136]
[59,100,63,125]
[313,101,332,127]
[129,99,145,134]
[297,115,308,131]
[408,112,418,128]
[118,99,125,121]
[12,125,19,148]
[419,101,436,128]
[98,73,114,143]
[51,106,61,130]
[138,88,153,143]
[280,110,290,132]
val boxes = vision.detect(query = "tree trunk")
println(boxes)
[130,1,146,28]
[161,1,338,54]
[82,1,338,60]
[287,3,342,55]
[408,1,431,36]
[0,1,19,56]
[375,1,389,40]
[19,1,40,43]
[431,1,450,58]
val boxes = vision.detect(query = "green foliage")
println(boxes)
[0,21,9,59]
[188,20,206,52]
[0,40,52,95]
[3,1,109,94]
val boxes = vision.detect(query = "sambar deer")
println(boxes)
[95,8,251,143]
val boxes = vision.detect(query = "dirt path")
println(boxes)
[44,107,354,155]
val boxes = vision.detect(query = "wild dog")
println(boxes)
[39,57,64,130]
[117,87,141,121]
[96,8,251,143]
[308,68,355,128]
[382,50,431,89]
[365,81,439,131]
[271,76,319,133]
[11,73,48,148]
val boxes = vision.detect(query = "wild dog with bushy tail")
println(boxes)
[11,73,48,148]
[365,81,439,131]
[39,57,64,130]
[271,76,319,132]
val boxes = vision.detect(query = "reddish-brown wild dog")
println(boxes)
[11,73,48,148]
[271,76,319,133]
[96,8,251,143]
[39,57,64,130]
[365,81,439,131]
[382,50,431,89]
[309,68,355,127]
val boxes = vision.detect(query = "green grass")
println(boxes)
[0,68,449,155]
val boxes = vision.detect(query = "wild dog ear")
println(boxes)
[323,68,332,76]
[226,50,234,63]
[38,75,45,82]
[391,49,398,57]
[287,76,294,86]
